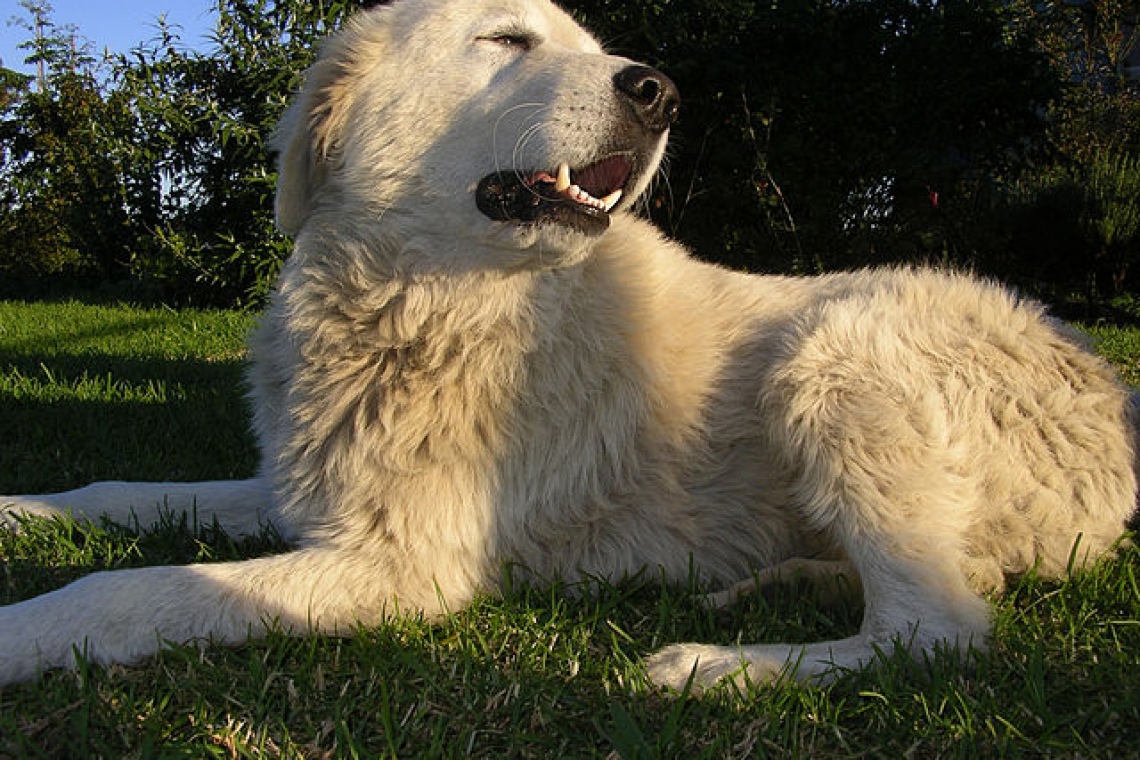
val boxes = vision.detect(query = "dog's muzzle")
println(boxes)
[476,155,634,236]
[476,65,679,236]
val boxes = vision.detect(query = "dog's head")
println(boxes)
[273,0,678,271]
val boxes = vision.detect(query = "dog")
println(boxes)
[1,0,1135,692]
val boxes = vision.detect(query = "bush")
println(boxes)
[1,0,1137,306]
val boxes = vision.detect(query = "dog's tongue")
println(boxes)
[475,156,634,236]
[569,157,631,206]
[476,171,611,235]
[539,162,623,212]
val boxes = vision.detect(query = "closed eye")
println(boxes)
[478,31,537,52]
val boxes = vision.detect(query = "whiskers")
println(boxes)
[640,147,677,230]
[492,102,555,198]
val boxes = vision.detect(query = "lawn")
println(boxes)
[1,297,1138,758]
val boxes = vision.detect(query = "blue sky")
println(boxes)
[2,0,217,76]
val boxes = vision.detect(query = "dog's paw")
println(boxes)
[0,496,67,531]
[644,643,787,695]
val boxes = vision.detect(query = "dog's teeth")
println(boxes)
[556,163,571,192]
[552,168,622,213]
[602,189,623,212]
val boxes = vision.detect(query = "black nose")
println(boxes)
[614,65,680,133]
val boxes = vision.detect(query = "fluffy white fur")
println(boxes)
[1,0,1135,692]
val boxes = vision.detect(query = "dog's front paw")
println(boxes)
[644,643,787,695]
[0,598,68,686]
[0,495,73,531]
[1,496,67,531]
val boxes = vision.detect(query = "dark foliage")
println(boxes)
[1,0,1137,305]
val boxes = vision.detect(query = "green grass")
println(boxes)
[1,298,1138,758]
[1081,321,1140,387]
[0,299,257,492]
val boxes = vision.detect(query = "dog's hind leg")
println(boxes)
[705,557,862,610]
[648,478,991,692]
[649,334,996,692]
[647,541,990,692]
[1,478,282,539]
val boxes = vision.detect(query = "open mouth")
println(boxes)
[475,155,634,236]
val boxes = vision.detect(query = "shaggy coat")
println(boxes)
[1,0,1135,690]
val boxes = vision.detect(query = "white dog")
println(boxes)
[1,0,1136,692]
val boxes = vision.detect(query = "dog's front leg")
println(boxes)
[0,546,429,685]
[1,478,281,539]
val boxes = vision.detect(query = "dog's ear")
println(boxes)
[272,44,358,235]
[272,98,316,236]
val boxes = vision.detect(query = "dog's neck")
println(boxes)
[258,228,657,525]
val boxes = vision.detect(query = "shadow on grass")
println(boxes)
[2,514,1135,757]
[0,349,258,494]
